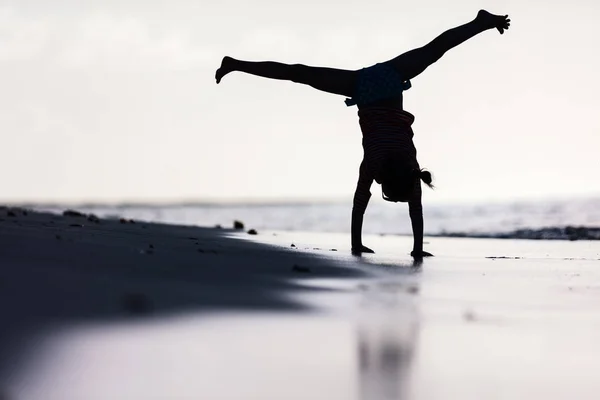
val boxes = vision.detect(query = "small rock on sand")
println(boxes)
[63,210,85,218]
[247,229,258,235]
[406,285,419,294]
[292,264,311,273]
[121,293,153,315]
[233,220,244,229]
[463,310,476,322]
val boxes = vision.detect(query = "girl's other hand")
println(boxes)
[411,250,434,259]
[352,245,375,255]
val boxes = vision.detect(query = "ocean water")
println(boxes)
[29,197,600,239]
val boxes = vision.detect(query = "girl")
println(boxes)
[216,10,510,259]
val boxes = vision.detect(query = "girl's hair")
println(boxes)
[419,169,434,189]
[380,158,434,202]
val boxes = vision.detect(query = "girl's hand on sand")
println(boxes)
[352,245,375,255]
[411,250,434,259]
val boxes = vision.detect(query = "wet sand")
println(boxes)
[1,207,599,400]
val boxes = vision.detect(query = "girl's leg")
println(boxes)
[388,10,510,80]
[216,57,358,97]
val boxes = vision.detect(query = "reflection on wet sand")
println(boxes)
[357,274,420,400]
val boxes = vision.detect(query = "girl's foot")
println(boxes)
[215,56,235,84]
[476,10,511,34]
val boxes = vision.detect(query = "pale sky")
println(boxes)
[1,0,599,204]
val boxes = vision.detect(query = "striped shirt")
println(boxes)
[353,107,422,215]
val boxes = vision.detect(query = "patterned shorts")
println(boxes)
[345,63,411,107]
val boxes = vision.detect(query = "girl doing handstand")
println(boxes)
[216,10,511,259]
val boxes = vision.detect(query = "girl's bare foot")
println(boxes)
[215,56,235,84]
[476,10,511,34]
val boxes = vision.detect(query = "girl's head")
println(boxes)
[380,157,434,202]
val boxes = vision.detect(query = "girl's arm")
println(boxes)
[352,161,375,254]
[408,183,433,259]
[351,211,374,254]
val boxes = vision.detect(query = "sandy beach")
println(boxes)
[1,206,600,400]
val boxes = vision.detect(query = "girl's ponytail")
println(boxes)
[419,169,434,189]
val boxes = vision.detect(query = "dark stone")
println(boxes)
[463,310,476,322]
[121,293,153,315]
[407,286,419,294]
[292,264,311,273]
[247,229,258,235]
[233,220,244,229]
[87,214,100,223]
[6,211,16,217]
[63,210,85,217]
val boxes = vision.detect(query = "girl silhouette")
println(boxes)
[216,10,510,258]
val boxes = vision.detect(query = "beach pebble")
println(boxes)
[406,285,419,294]
[292,264,311,273]
[121,293,153,315]
[119,218,128,224]
[463,310,476,322]
[291,243,296,248]
[247,229,258,235]
[87,214,100,223]
[233,220,245,229]
[63,210,85,218]
[329,249,338,252]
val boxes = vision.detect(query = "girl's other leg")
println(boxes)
[388,10,510,80]
[216,56,358,98]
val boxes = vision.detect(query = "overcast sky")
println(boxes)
[1,0,599,204]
